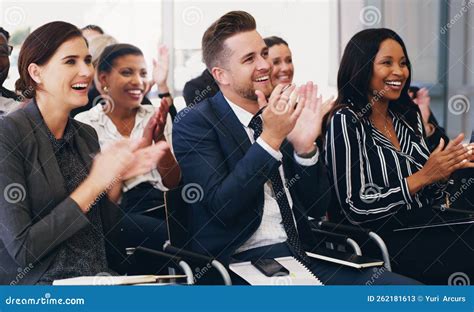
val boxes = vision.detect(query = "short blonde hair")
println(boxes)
[89,34,118,67]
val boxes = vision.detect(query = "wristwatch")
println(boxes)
[158,92,171,98]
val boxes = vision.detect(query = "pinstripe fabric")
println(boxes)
[324,107,446,226]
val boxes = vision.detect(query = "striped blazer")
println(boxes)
[324,107,446,229]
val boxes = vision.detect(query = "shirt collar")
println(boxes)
[88,103,149,127]
[223,95,257,128]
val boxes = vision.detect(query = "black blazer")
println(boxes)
[0,101,124,285]
[172,91,330,263]
[182,70,220,107]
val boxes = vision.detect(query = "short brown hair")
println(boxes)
[15,21,85,99]
[202,11,256,70]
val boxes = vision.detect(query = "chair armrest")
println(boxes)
[311,228,350,245]
[310,228,362,256]
[315,221,392,271]
[316,220,372,237]
[163,242,232,285]
[126,246,194,284]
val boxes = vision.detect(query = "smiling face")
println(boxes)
[99,54,148,109]
[215,30,273,103]
[268,43,294,86]
[369,39,410,103]
[36,36,93,109]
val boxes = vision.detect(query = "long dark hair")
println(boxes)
[15,21,85,99]
[326,28,421,136]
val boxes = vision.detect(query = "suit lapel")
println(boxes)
[23,101,68,197]
[209,92,252,155]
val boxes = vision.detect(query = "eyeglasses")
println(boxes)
[0,44,13,56]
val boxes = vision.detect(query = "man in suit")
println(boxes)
[173,11,419,285]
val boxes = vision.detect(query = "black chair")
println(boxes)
[162,185,387,285]
[314,219,392,271]
[163,185,232,285]
[314,189,393,271]
[125,246,195,284]
[324,186,474,283]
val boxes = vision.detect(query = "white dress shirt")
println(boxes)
[223,97,319,253]
[75,104,167,192]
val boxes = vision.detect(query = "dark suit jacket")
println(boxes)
[172,91,330,263]
[0,101,124,285]
[182,70,220,107]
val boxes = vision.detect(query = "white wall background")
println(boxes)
[172,0,335,97]
[0,0,336,98]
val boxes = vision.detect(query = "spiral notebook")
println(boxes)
[229,256,323,285]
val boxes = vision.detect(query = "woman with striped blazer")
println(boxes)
[324,28,474,284]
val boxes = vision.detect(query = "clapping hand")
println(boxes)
[287,82,335,154]
[256,84,302,150]
[142,99,169,147]
[412,87,431,125]
[152,44,169,91]
[420,134,473,184]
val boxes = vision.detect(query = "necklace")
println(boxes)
[383,116,393,139]
[371,114,393,139]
